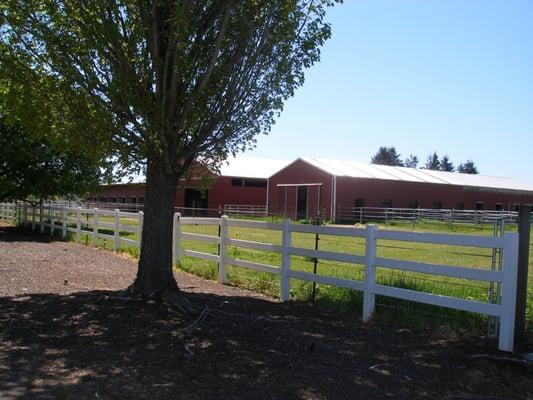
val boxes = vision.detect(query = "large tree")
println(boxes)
[0,115,106,203]
[1,1,336,310]
[370,146,404,166]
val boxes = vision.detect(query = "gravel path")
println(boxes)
[0,223,274,301]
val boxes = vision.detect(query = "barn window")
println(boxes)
[476,202,484,210]
[433,202,442,209]
[231,178,267,188]
[495,203,503,211]
[456,203,464,210]
[121,197,126,204]
[244,179,267,188]
[408,200,418,209]
[112,197,117,203]
[382,199,392,208]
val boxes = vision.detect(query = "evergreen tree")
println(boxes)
[424,152,440,170]
[404,154,419,168]
[439,155,454,172]
[458,160,479,174]
[371,146,404,166]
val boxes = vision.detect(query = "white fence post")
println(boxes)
[50,207,55,236]
[61,206,67,239]
[40,204,45,233]
[280,219,291,302]
[31,205,36,231]
[138,211,144,246]
[218,215,229,284]
[93,208,99,244]
[363,224,378,322]
[498,232,519,352]
[76,207,81,243]
[172,212,181,265]
[114,209,120,250]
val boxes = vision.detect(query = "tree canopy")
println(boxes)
[0,1,338,309]
[0,115,106,203]
[370,146,404,166]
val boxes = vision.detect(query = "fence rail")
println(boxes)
[0,202,520,352]
[338,206,526,225]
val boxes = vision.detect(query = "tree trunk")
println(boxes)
[128,156,197,313]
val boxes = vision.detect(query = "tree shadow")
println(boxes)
[2,289,530,400]
[0,225,66,244]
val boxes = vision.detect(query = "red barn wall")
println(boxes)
[206,177,267,209]
[335,177,533,211]
[92,176,268,210]
[335,177,464,210]
[268,159,333,220]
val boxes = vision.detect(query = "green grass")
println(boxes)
[29,213,533,334]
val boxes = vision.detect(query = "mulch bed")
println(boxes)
[0,224,531,399]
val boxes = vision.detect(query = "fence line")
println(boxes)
[337,206,526,225]
[0,202,519,352]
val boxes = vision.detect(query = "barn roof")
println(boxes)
[118,156,290,184]
[299,158,533,194]
[219,156,290,179]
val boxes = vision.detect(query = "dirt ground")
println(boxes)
[0,224,532,399]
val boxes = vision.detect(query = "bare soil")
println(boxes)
[0,224,531,399]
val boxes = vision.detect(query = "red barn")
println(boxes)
[91,157,289,214]
[92,156,533,221]
[267,158,533,222]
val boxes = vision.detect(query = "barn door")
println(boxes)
[296,186,308,220]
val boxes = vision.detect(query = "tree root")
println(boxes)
[159,285,202,316]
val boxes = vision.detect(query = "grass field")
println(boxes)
[51,212,532,335]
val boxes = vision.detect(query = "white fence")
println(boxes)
[0,202,519,352]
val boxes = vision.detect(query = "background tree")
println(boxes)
[0,115,106,204]
[458,160,479,174]
[1,1,337,311]
[439,155,454,172]
[424,152,440,170]
[371,146,404,166]
[404,154,419,168]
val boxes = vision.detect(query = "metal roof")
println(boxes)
[118,156,290,184]
[116,156,533,194]
[219,156,291,179]
[300,158,533,194]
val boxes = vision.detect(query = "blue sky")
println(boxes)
[248,0,533,183]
